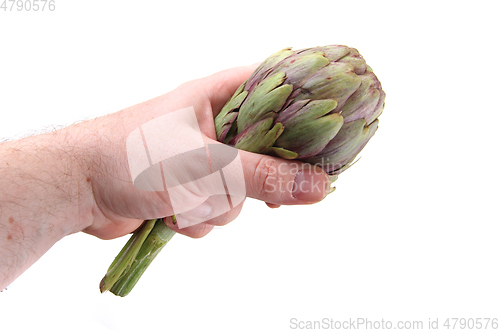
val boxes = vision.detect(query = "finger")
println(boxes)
[204,200,244,226]
[83,216,145,240]
[172,193,242,229]
[239,150,331,205]
[201,64,260,116]
[266,202,281,209]
[164,217,214,239]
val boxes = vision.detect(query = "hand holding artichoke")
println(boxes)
[100,45,385,296]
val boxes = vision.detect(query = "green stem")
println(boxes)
[99,219,157,293]
[101,218,176,296]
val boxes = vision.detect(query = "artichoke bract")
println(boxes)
[215,45,385,176]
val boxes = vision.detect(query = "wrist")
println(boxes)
[0,128,96,288]
[4,129,96,235]
[56,121,105,234]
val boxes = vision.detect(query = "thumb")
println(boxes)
[239,150,331,205]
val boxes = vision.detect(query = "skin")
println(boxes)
[0,65,331,290]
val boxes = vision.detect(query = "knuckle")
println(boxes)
[253,157,280,201]
[212,213,233,226]
[187,223,213,239]
[209,203,243,226]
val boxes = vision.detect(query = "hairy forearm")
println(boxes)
[0,128,95,289]
[0,89,206,289]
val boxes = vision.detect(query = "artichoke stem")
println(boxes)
[100,218,176,296]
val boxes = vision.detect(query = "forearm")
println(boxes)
[0,128,95,289]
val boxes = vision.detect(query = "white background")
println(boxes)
[1,1,499,332]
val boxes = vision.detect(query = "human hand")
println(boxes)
[0,65,332,289]
[78,65,332,240]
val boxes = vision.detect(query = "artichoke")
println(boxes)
[215,45,385,176]
[100,45,385,296]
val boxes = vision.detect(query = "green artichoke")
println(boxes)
[215,45,385,176]
[100,45,385,296]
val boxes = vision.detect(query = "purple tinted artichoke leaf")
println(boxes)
[276,99,343,159]
[294,62,362,109]
[237,72,292,133]
[230,117,284,154]
[215,81,248,143]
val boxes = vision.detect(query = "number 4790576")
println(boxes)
[1,0,56,11]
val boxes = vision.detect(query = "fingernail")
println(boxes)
[175,202,212,229]
[292,169,331,202]
[187,201,212,219]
